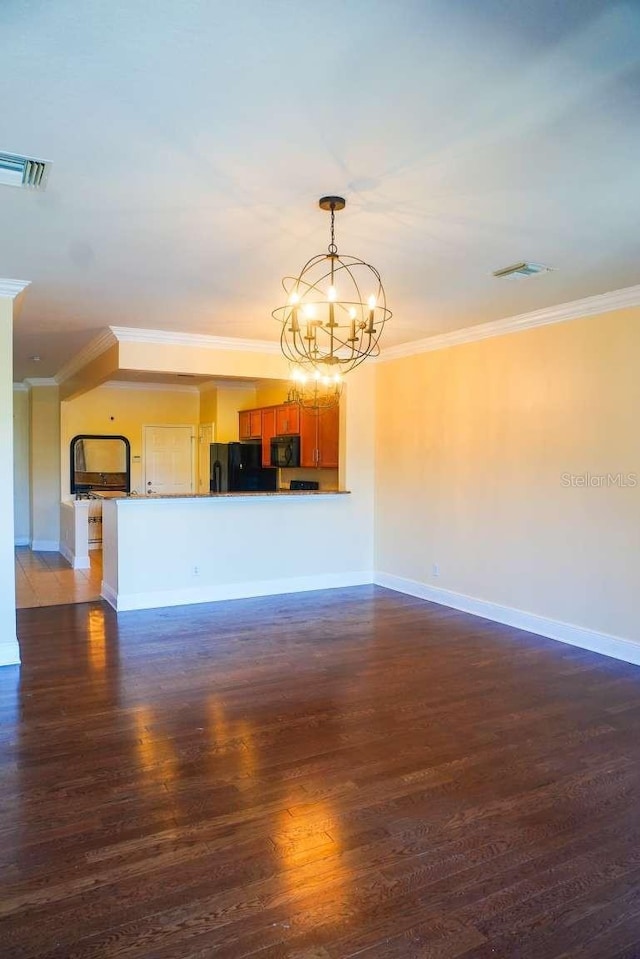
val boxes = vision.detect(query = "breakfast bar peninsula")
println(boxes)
[99,489,372,611]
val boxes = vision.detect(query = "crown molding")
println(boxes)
[99,380,200,394]
[55,328,118,384]
[0,278,31,298]
[110,326,281,354]
[24,377,59,387]
[380,284,640,363]
[13,382,29,392]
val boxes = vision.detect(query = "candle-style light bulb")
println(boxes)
[327,285,337,327]
[289,291,300,333]
[367,294,376,333]
[348,306,357,341]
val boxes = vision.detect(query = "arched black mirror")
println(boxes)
[70,434,131,494]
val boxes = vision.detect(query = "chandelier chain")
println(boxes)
[328,205,337,255]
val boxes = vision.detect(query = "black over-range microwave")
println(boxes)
[270,435,300,468]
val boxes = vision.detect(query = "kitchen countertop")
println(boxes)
[91,490,350,500]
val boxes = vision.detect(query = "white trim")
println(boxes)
[101,581,118,609]
[100,380,200,394]
[13,383,29,392]
[14,536,29,546]
[30,539,60,552]
[55,328,117,384]
[375,572,640,668]
[0,278,31,298]
[0,636,20,668]
[102,570,374,612]
[110,325,281,354]
[59,541,90,570]
[380,283,640,362]
[24,377,58,387]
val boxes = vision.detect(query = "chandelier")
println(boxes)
[273,196,391,405]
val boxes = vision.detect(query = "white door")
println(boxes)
[198,423,215,492]
[143,426,195,495]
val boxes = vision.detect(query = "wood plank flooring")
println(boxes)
[2,586,640,958]
[15,548,103,608]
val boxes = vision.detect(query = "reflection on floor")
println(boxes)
[15,548,103,608]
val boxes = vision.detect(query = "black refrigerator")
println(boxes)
[209,442,277,493]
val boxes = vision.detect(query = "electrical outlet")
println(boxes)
[432,563,440,577]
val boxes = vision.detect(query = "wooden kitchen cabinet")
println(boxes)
[299,406,339,468]
[240,401,339,469]
[238,409,262,440]
[317,405,339,467]
[275,403,299,435]
[261,408,276,467]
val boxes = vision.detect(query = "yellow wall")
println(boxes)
[59,343,120,401]
[254,379,291,407]
[61,385,200,495]
[13,387,30,543]
[217,387,257,442]
[1,296,19,663]
[30,384,61,547]
[118,339,288,381]
[199,385,217,429]
[375,307,640,642]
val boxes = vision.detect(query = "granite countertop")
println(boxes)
[92,490,350,500]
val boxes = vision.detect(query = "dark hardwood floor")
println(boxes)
[2,586,640,958]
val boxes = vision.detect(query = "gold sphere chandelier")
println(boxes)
[273,196,392,404]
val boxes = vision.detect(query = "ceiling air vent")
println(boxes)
[0,151,51,190]
[492,262,553,279]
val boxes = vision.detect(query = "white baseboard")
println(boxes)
[375,572,640,667]
[102,570,375,612]
[101,581,118,609]
[59,542,90,570]
[14,536,29,547]
[31,539,60,552]
[0,636,21,667]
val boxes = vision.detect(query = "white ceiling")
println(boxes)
[3,0,640,381]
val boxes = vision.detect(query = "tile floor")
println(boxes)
[15,548,103,608]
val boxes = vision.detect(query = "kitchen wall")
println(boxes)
[217,385,257,441]
[375,306,640,648]
[254,379,291,407]
[199,384,217,430]
[61,383,201,496]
